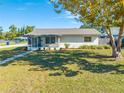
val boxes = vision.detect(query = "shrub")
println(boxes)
[90,45,97,49]
[79,45,89,49]
[103,45,111,49]
[64,43,70,49]
[79,45,111,49]
[96,46,104,49]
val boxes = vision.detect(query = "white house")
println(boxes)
[25,28,100,50]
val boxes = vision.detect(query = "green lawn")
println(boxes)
[0,47,26,61]
[0,41,27,46]
[0,49,124,93]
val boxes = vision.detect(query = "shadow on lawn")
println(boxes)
[2,50,124,76]
[0,47,26,61]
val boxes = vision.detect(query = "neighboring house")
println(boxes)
[99,27,124,46]
[14,37,27,43]
[25,28,100,50]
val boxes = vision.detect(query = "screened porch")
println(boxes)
[27,35,61,50]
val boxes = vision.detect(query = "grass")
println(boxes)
[0,48,124,93]
[0,47,26,61]
[0,41,27,46]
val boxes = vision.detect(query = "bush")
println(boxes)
[103,45,111,49]
[96,46,104,49]
[64,43,70,49]
[90,45,97,49]
[79,45,98,49]
[79,45,111,49]
[79,45,90,49]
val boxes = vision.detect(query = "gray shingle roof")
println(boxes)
[26,28,100,36]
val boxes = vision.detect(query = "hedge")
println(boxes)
[79,45,111,49]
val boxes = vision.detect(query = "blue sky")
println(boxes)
[0,0,82,31]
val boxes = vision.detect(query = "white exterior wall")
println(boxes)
[27,35,99,50]
[58,35,99,48]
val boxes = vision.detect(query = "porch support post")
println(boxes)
[29,36,33,50]
[31,37,33,48]
[58,36,61,48]
[58,36,61,43]
[37,37,38,48]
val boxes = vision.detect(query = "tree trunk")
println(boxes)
[105,27,117,57]
[111,45,123,60]
[116,17,124,60]
[111,45,123,61]
[104,27,122,60]
[112,46,117,57]
[104,16,124,60]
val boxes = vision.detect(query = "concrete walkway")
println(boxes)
[0,44,27,49]
[0,51,33,65]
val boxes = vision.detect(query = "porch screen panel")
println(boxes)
[51,36,55,43]
[46,36,56,44]
[28,37,31,46]
[46,37,50,44]
[38,37,42,47]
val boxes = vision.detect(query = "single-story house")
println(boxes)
[25,28,100,50]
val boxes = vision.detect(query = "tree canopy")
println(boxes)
[0,25,34,40]
[51,0,124,59]
[52,0,124,27]
[0,26,4,39]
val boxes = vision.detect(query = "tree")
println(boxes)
[0,26,4,39]
[5,25,34,40]
[25,25,35,34]
[51,0,124,60]
[8,25,17,40]
[17,25,34,37]
[5,32,10,40]
[17,27,26,36]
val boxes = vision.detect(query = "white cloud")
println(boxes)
[71,21,79,24]
[64,11,79,19]
[66,16,75,19]
[52,11,79,20]
[64,11,74,19]
[64,11,71,15]
[47,1,51,5]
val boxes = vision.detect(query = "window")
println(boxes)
[46,36,56,44]
[84,37,92,42]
